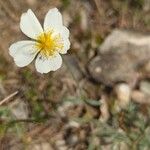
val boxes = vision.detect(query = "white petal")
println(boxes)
[59,38,70,54]
[60,26,70,39]
[20,9,43,39]
[44,8,63,31]
[9,41,38,67]
[35,53,62,73]
[44,8,69,39]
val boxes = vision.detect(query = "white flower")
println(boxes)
[9,8,70,73]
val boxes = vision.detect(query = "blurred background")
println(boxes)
[0,0,150,149]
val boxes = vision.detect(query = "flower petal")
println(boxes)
[35,53,62,73]
[59,38,70,54]
[44,8,69,38]
[20,9,43,39]
[9,41,38,67]
[44,8,63,31]
[60,26,70,39]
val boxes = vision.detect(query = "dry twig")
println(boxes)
[0,91,18,106]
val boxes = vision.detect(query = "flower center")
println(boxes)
[36,30,63,57]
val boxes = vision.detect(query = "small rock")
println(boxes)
[140,80,150,95]
[55,139,66,147]
[99,96,109,122]
[28,142,53,150]
[115,83,131,109]
[9,98,28,119]
[88,29,150,85]
[67,121,80,128]
[131,90,150,104]
[66,135,78,146]
[100,29,150,54]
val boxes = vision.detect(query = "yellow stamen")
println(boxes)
[35,30,63,57]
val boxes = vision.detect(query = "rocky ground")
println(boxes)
[0,0,150,150]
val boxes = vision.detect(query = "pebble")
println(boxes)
[131,90,150,104]
[28,142,53,150]
[66,135,78,146]
[140,80,150,95]
[67,121,80,128]
[115,83,131,109]
[9,98,28,119]
[99,97,109,122]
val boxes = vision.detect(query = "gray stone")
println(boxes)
[88,29,150,85]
